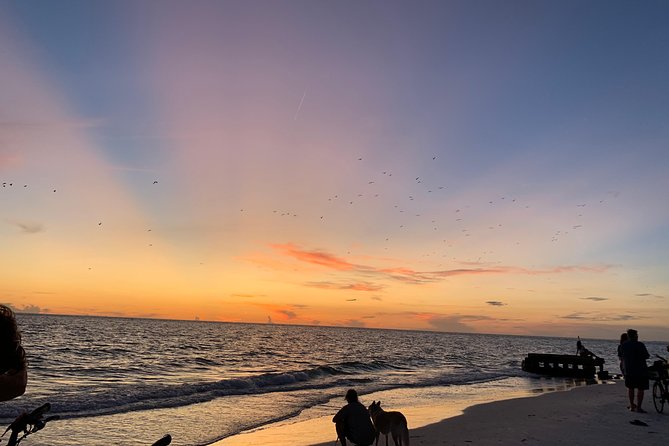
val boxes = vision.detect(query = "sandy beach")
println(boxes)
[310,381,668,446]
[215,380,668,446]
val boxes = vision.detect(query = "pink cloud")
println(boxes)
[271,243,356,271]
[264,243,613,287]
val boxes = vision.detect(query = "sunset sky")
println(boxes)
[1,1,668,340]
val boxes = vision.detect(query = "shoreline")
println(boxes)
[310,380,668,446]
[211,380,669,446]
[211,377,603,446]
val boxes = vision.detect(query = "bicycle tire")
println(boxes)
[653,380,665,413]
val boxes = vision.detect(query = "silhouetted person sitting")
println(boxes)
[0,305,27,401]
[333,389,375,446]
[576,337,596,358]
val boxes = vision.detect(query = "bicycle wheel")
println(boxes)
[653,380,665,413]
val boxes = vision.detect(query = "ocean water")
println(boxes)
[2,314,667,446]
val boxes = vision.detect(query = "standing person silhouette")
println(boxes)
[0,305,27,401]
[617,332,629,376]
[333,389,375,446]
[620,329,649,412]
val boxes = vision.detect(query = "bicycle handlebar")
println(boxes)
[2,403,59,446]
[151,434,172,446]
[2,403,171,445]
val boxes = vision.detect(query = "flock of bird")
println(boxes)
[2,154,613,272]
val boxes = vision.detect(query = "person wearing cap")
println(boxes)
[332,389,375,446]
[620,328,650,412]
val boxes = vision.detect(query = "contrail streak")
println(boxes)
[294,89,307,120]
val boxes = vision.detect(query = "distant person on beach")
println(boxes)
[617,332,628,375]
[620,329,649,412]
[0,305,27,401]
[576,337,596,358]
[333,389,376,446]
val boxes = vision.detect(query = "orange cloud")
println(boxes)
[305,281,385,292]
[270,243,356,270]
[262,243,614,288]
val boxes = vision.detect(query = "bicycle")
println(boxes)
[648,354,669,414]
[1,403,171,446]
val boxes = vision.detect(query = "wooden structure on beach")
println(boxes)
[521,353,607,379]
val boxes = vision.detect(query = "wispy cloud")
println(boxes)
[635,293,665,299]
[486,300,507,306]
[271,243,356,270]
[277,309,297,319]
[108,165,160,173]
[560,312,643,322]
[268,243,613,286]
[580,296,609,302]
[305,281,385,292]
[7,220,45,234]
[0,118,106,131]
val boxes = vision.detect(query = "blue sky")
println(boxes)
[1,1,668,340]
